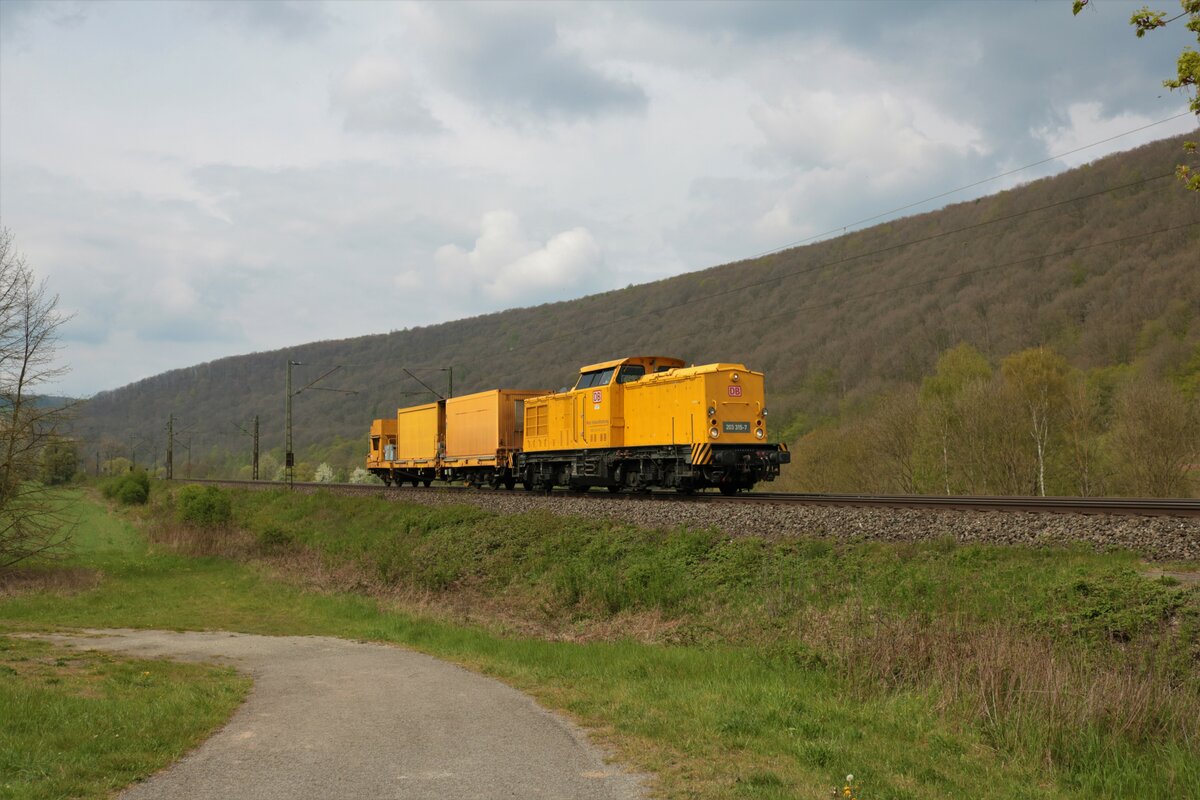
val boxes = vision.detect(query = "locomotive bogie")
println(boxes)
[520,444,788,494]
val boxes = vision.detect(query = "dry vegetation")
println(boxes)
[135,483,1200,793]
[782,341,1200,496]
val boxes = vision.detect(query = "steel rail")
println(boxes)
[176,479,1200,517]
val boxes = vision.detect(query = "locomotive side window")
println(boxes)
[617,365,645,384]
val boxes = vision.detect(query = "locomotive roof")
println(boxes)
[578,355,686,372]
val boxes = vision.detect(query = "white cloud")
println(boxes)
[1,0,1193,396]
[330,54,443,135]
[1034,102,1198,169]
[408,3,647,122]
[433,211,603,303]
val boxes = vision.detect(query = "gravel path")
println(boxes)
[313,486,1200,562]
[31,629,646,800]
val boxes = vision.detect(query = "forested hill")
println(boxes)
[79,134,1199,477]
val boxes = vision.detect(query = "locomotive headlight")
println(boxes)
[707,406,716,417]
[709,427,720,439]
[731,373,740,382]
[755,428,765,439]
[762,408,768,416]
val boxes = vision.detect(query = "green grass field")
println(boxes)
[1,487,1197,799]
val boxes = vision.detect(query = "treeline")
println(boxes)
[785,342,1200,497]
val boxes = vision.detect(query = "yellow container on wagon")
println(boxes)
[396,401,443,465]
[444,389,546,468]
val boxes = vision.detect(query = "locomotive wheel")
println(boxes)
[607,485,620,494]
[719,485,739,496]
[410,479,419,487]
[423,479,432,487]
[504,476,517,490]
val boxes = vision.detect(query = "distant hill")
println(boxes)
[76,134,1200,477]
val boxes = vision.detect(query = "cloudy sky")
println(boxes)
[1,0,1195,396]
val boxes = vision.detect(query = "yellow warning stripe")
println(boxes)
[690,443,713,465]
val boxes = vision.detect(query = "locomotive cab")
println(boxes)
[572,356,685,390]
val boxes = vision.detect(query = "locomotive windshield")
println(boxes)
[574,368,616,389]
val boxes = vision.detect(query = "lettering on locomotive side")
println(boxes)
[723,421,751,433]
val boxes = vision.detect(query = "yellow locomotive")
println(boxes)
[366,355,789,493]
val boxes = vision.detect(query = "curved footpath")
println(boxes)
[33,629,647,800]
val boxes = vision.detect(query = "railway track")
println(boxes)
[181,478,1200,517]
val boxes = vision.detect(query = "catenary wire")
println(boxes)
[384,170,1180,382]
[720,219,1200,329]
[740,110,1196,259]
[371,117,1198,395]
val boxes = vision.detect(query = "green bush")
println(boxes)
[256,525,293,551]
[101,470,150,505]
[176,485,232,528]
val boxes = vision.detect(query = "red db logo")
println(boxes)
[727,385,742,397]
[592,390,602,403]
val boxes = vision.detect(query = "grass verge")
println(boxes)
[0,635,248,800]
[2,486,1198,799]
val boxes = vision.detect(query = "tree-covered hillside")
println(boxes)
[77,134,1200,487]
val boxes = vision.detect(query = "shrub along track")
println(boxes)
[186,480,1200,562]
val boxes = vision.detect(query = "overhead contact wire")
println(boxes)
[453,170,1177,364]
[377,117,1195,390]
[742,110,1196,258]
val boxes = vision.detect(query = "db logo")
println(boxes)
[727,385,742,397]
[592,390,603,403]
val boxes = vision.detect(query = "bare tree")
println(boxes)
[1110,378,1200,497]
[1061,374,1108,496]
[920,343,992,494]
[1001,347,1070,497]
[870,386,924,493]
[1,229,75,569]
